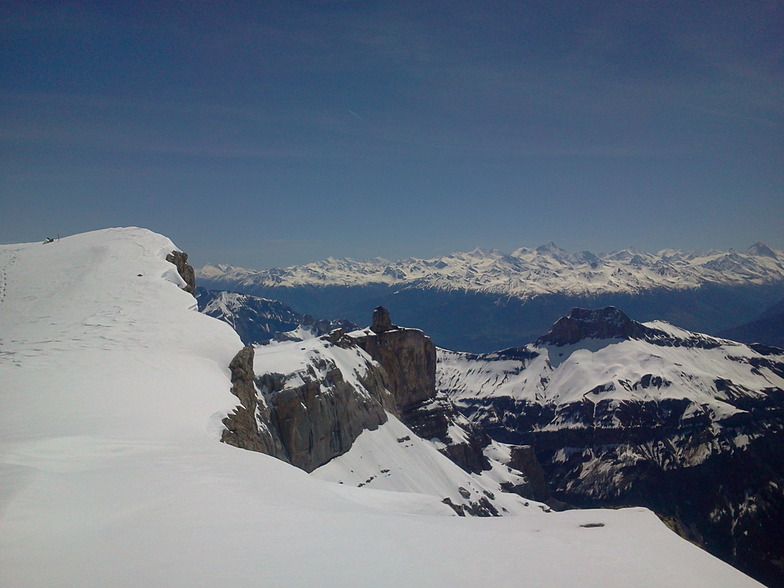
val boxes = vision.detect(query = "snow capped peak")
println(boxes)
[535,241,570,257]
[746,242,778,258]
[198,242,784,299]
[536,307,648,346]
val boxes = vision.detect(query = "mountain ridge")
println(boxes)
[198,242,784,299]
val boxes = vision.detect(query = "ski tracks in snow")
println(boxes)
[0,248,20,365]
[0,250,16,306]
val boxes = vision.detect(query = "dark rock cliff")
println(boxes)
[220,346,288,461]
[536,306,649,346]
[354,307,492,474]
[356,313,437,412]
[221,336,394,473]
[260,341,392,472]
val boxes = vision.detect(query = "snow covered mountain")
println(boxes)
[199,241,784,298]
[195,286,356,345]
[249,327,536,516]
[2,228,760,586]
[437,307,784,586]
[198,242,784,352]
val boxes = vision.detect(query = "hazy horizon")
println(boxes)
[2,1,782,268]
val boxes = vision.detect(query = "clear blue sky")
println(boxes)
[2,1,782,268]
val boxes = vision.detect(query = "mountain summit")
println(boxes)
[537,307,650,346]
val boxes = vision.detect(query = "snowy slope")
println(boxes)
[198,241,784,299]
[253,330,533,514]
[439,319,784,444]
[0,228,761,587]
[197,287,302,343]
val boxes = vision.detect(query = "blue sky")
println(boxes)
[2,1,782,268]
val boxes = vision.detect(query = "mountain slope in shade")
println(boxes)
[437,307,784,586]
[195,286,356,345]
[0,228,761,587]
[198,241,784,299]
[719,297,784,348]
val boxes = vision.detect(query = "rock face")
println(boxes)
[536,306,649,346]
[370,305,394,333]
[260,341,392,472]
[354,308,493,474]
[220,346,288,461]
[355,323,436,412]
[165,250,196,293]
[221,331,396,473]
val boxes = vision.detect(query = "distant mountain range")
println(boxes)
[198,242,784,352]
[200,242,784,297]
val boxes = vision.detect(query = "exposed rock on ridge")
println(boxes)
[356,307,437,412]
[166,250,196,293]
[260,342,392,472]
[221,346,288,461]
[370,305,394,333]
[538,306,726,350]
[537,306,650,346]
[221,335,395,473]
[354,307,494,475]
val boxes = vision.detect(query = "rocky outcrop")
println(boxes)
[220,346,288,460]
[222,332,395,473]
[355,317,436,412]
[261,352,391,473]
[166,250,196,293]
[370,305,394,333]
[354,308,493,474]
[536,307,649,346]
